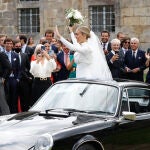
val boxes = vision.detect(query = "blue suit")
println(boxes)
[4,51,20,113]
[56,51,70,81]
[124,49,146,81]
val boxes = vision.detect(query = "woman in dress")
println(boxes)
[30,44,56,105]
[55,25,112,80]
[27,36,36,48]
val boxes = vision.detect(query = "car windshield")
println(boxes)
[30,82,119,115]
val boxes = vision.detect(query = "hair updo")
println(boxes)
[76,26,91,39]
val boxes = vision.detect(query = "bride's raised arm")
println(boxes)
[55,26,91,54]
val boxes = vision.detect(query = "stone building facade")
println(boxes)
[0,0,149,50]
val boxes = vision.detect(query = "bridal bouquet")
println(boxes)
[65,8,84,26]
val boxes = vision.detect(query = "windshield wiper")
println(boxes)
[79,84,90,97]
[39,109,70,118]
[88,111,114,115]
[63,108,88,114]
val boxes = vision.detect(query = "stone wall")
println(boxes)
[0,0,149,50]
[119,0,150,50]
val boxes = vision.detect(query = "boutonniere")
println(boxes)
[13,58,16,61]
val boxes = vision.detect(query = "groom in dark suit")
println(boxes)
[124,37,146,81]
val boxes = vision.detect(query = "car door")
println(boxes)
[113,87,150,150]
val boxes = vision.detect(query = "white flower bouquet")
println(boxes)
[65,8,84,26]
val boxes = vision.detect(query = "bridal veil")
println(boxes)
[87,31,113,81]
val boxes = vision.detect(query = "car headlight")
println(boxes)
[34,133,53,150]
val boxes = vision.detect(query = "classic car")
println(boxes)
[0,79,150,150]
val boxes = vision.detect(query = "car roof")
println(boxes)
[55,78,150,88]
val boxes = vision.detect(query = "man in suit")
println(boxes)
[57,44,70,81]
[19,35,34,61]
[0,35,7,52]
[4,38,20,113]
[0,51,11,115]
[44,29,58,54]
[124,37,146,81]
[117,32,125,42]
[106,39,124,79]
[14,40,33,111]
[100,30,111,55]
[119,37,131,78]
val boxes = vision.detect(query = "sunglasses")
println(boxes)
[125,41,130,44]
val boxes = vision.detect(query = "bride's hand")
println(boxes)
[55,25,61,39]
[68,26,73,33]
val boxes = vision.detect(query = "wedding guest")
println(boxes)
[106,39,124,79]
[45,29,54,43]
[19,35,34,61]
[116,32,125,42]
[145,48,150,83]
[55,25,112,80]
[124,37,146,81]
[42,40,57,83]
[56,43,70,81]
[120,37,131,55]
[27,36,36,49]
[42,40,56,58]
[119,37,131,78]
[0,35,7,52]
[51,38,57,46]
[45,29,58,54]
[100,30,111,55]
[4,38,20,113]
[66,52,76,78]
[13,40,33,111]
[30,44,56,105]
[39,37,46,44]
[0,51,11,115]
[55,40,63,53]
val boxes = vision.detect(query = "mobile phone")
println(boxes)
[115,51,119,54]
[147,48,150,54]
[48,50,54,56]
[41,45,45,51]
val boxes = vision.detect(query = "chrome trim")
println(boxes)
[73,139,104,150]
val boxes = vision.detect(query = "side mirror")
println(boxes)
[122,111,136,121]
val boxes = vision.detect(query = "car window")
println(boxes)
[30,83,119,115]
[127,88,150,113]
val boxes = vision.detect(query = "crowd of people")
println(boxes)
[0,25,150,115]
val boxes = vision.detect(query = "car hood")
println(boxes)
[0,111,78,149]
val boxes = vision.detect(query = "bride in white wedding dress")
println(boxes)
[55,25,113,81]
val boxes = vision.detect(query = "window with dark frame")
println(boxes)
[89,5,115,33]
[18,8,40,33]
[20,0,39,1]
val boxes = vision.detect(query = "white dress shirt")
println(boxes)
[21,44,27,53]
[30,58,56,78]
